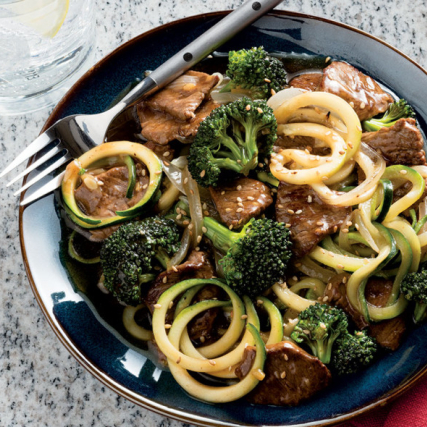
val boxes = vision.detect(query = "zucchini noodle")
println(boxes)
[297,256,336,283]
[272,282,316,313]
[122,304,153,341]
[270,123,347,185]
[256,296,284,345]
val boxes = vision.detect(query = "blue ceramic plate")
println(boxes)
[20,11,427,427]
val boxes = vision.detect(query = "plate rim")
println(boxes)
[18,9,427,427]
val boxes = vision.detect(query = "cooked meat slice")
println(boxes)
[361,118,426,166]
[235,341,331,406]
[145,71,219,121]
[365,278,406,351]
[74,164,149,218]
[274,134,330,157]
[89,224,121,241]
[209,177,273,229]
[138,99,219,145]
[276,182,351,257]
[289,73,323,91]
[319,61,394,121]
[143,141,174,162]
[324,273,368,330]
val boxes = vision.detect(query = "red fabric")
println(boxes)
[338,378,427,427]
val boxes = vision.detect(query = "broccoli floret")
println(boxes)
[100,217,180,305]
[331,330,377,375]
[202,216,292,297]
[220,46,287,99]
[362,99,415,132]
[401,269,427,323]
[291,304,348,364]
[188,97,277,187]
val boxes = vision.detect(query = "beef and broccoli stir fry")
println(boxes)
[59,46,427,406]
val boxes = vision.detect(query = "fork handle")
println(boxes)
[117,0,283,107]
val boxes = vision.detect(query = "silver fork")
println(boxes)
[1,0,283,206]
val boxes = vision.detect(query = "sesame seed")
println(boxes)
[257,107,263,114]
[325,56,331,63]
[246,104,251,111]
[180,210,187,216]
[142,169,146,176]
[348,142,354,149]
[176,214,182,220]
[264,78,271,83]
[165,324,172,329]
[237,197,243,202]
[337,264,344,269]
[307,195,313,203]
[202,226,207,233]
[176,357,181,364]
[400,169,408,175]
[295,262,302,267]
[258,163,264,168]
[155,170,162,175]
[200,170,206,178]
[169,301,174,309]
[278,204,284,208]
[195,246,200,251]
[339,151,345,155]
[163,151,170,157]
[164,161,170,166]
[285,223,291,228]
[288,209,295,214]
[248,196,254,200]
[303,329,310,335]
[188,223,194,230]
[315,228,322,234]
[154,304,162,309]
[323,296,329,302]
[305,149,310,154]
[229,224,233,230]
[142,183,148,189]
[320,249,326,254]
[221,191,225,195]
[252,369,266,381]
[257,299,264,305]
[184,177,189,184]
[325,131,331,136]
[238,202,244,207]
[322,176,329,181]
[208,360,216,366]
[342,277,347,284]
[241,314,248,320]
[349,101,354,108]
[347,221,352,226]
[237,185,242,190]
[236,208,243,212]
[237,159,241,163]
[197,235,202,243]
[333,225,338,233]
[183,220,190,225]
[200,336,205,343]
[295,209,302,214]
[328,283,332,290]
[320,322,326,329]
[163,276,167,283]
[202,203,207,210]
[172,265,178,272]
[271,89,276,95]
[225,208,232,212]
[360,102,366,109]
[293,276,298,281]
[284,354,289,361]
[341,228,349,233]
[190,189,194,195]
[204,210,210,216]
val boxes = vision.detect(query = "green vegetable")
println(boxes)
[220,46,287,99]
[290,304,348,364]
[401,269,427,323]
[188,97,277,187]
[331,330,377,375]
[362,99,415,132]
[256,170,279,187]
[100,217,180,305]
[203,216,292,297]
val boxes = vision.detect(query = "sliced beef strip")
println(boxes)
[365,278,406,351]
[89,224,121,241]
[324,273,368,330]
[289,73,323,91]
[145,71,219,121]
[235,341,331,406]
[319,61,394,121]
[138,99,219,145]
[143,141,174,162]
[393,178,427,217]
[361,118,426,166]
[75,164,149,218]
[209,177,273,229]
[276,182,351,257]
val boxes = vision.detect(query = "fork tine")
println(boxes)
[0,131,56,178]
[15,152,72,196]
[20,171,65,206]
[6,142,65,187]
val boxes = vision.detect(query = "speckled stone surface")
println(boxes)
[1,1,427,426]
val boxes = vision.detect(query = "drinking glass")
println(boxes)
[0,0,95,115]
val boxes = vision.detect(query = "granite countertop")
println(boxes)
[1,1,427,426]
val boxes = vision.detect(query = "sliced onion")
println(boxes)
[171,156,188,169]
[162,160,184,193]
[166,74,200,90]
[182,167,204,248]
[167,227,191,269]
[267,87,306,112]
